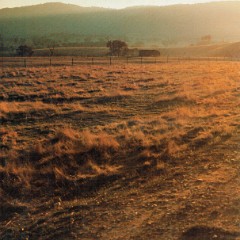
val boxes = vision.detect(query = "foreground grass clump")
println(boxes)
[0,128,121,192]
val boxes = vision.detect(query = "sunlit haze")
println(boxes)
[0,0,239,9]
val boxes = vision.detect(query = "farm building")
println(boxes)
[139,50,160,57]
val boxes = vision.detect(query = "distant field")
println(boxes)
[34,47,109,57]
[30,41,240,58]
[2,41,240,59]
[0,61,239,239]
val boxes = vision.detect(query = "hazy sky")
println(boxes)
[0,0,239,9]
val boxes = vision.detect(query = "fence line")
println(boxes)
[1,56,240,69]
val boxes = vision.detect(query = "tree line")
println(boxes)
[0,37,130,57]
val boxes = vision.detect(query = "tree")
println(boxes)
[16,45,34,57]
[48,40,56,56]
[199,35,212,45]
[201,35,212,42]
[107,40,128,57]
[48,45,55,57]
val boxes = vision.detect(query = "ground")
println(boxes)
[0,60,239,239]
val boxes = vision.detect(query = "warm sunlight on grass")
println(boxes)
[0,61,239,191]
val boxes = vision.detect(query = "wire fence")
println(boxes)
[1,56,240,69]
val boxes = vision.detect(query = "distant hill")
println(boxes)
[160,42,240,57]
[0,3,107,18]
[0,1,240,47]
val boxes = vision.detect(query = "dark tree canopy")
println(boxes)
[16,45,34,57]
[107,40,128,57]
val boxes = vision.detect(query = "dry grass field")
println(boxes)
[0,60,239,239]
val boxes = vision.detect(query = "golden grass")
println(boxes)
[0,61,239,194]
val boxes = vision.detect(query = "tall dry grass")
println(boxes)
[0,61,239,195]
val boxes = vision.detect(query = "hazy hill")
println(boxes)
[0,1,240,46]
[160,42,240,57]
[0,2,107,18]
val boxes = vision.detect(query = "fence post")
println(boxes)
[1,56,3,75]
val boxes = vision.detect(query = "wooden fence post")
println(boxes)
[1,56,3,75]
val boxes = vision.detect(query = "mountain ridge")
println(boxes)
[1,1,239,11]
[0,2,112,18]
[0,1,239,47]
